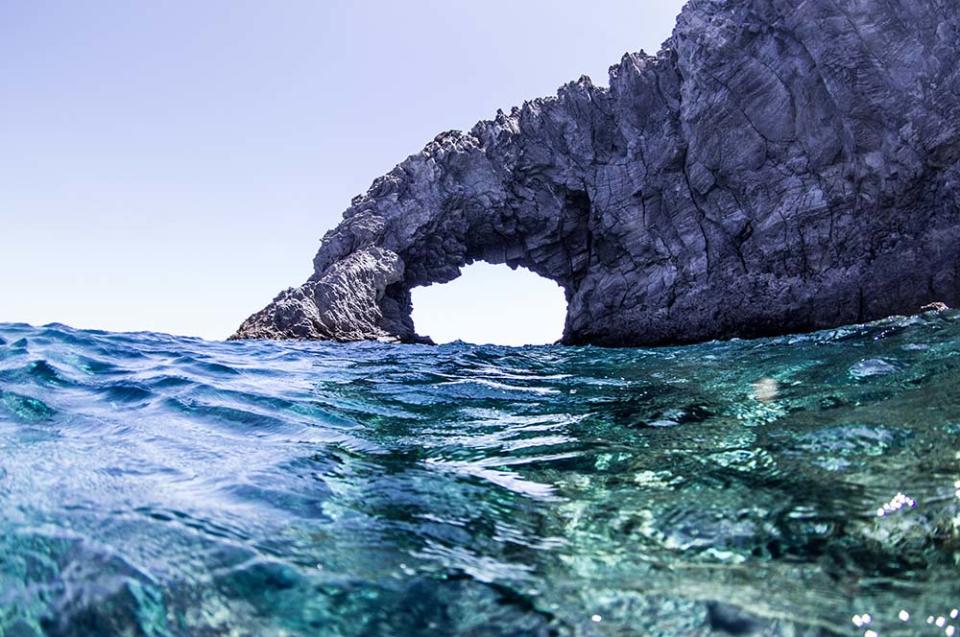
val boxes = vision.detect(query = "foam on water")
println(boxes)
[1,315,959,636]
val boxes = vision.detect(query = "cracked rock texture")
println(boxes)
[233,0,960,346]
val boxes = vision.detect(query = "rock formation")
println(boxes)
[233,0,960,346]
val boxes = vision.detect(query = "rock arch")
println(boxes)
[233,0,960,346]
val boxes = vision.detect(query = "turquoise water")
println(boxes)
[1,317,959,637]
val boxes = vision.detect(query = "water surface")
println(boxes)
[1,316,959,636]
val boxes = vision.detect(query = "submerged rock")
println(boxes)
[233,0,960,346]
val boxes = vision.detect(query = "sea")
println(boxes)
[0,315,958,636]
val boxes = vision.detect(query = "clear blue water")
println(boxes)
[1,317,959,637]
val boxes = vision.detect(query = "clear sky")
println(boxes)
[0,1,685,344]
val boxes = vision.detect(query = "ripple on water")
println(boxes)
[850,358,904,379]
[788,424,911,470]
[0,529,167,637]
[98,382,156,404]
[0,359,77,388]
[0,390,57,422]
[650,505,762,555]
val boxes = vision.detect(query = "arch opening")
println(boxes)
[410,262,567,346]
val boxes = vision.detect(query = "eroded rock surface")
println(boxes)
[233,0,960,346]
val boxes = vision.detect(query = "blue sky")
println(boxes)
[1,1,685,344]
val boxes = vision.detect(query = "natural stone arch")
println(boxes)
[234,0,960,346]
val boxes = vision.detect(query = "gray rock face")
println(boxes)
[233,0,960,346]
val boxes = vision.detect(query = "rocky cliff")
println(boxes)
[233,0,960,346]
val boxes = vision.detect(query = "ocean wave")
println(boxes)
[1,315,959,635]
